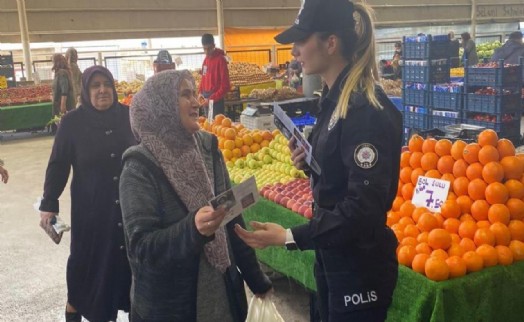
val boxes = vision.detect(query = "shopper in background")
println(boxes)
[491,31,524,65]
[448,31,461,68]
[120,70,271,321]
[39,65,135,322]
[198,33,230,118]
[461,32,479,66]
[153,49,176,74]
[51,54,75,133]
[65,47,82,106]
[0,159,8,183]
[391,41,402,79]
[235,1,402,321]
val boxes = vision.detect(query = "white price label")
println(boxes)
[411,176,450,212]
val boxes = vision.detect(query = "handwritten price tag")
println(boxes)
[412,176,450,212]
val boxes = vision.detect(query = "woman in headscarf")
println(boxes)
[65,47,83,106]
[51,54,75,133]
[39,65,135,322]
[120,70,272,322]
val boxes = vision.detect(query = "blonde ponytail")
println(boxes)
[334,2,381,120]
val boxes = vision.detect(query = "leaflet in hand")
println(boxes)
[272,103,321,175]
[209,176,259,227]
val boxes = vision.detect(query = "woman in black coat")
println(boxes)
[39,65,136,322]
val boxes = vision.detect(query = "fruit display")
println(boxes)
[247,86,303,101]
[475,41,502,60]
[469,113,515,123]
[0,85,52,107]
[228,62,272,86]
[115,80,144,95]
[473,87,512,95]
[191,71,201,90]
[390,130,524,281]
[260,179,314,219]
[380,79,402,97]
[450,68,464,77]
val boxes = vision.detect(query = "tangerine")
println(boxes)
[435,139,453,157]
[408,135,424,152]
[447,243,464,257]
[428,229,452,250]
[392,196,405,211]
[399,167,413,184]
[400,151,412,168]
[463,251,484,272]
[415,242,432,255]
[443,218,461,234]
[508,220,524,241]
[495,245,514,265]
[458,221,478,240]
[409,152,423,170]
[401,183,414,200]
[473,227,496,247]
[404,224,420,239]
[386,211,401,227]
[477,129,499,147]
[466,162,483,181]
[437,155,455,174]
[485,182,509,205]
[453,159,468,178]
[509,240,524,261]
[445,255,467,278]
[411,168,425,186]
[412,207,430,223]
[496,138,516,158]
[417,213,440,232]
[489,222,511,246]
[506,198,524,220]
[417,231,429,243]
[453,177,470,196]
[481,161,504,184]
[422,138,437,153]
[504,180,524,199]
[460,238,477,252]
[398,245,417,267]
[468,178,487,201]
[399,200,416,218]
[463,143,481,164]
[478,145,499,165]
[440,200,461,219]
[425,170,441,179]
[221,117,232,128]
[431,249,449,261]
[487,204,511,225]
[456,195,473,214]
[476,244,498,267]
[425,257,450,281]
[451,140,467,160]
[500,156,524,180]
[412,253,430,274]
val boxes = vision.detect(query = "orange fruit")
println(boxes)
[481,162,504,184]
[392,196,404,211]
[260,140,270,148]
[393,229,404,242]
[224,128,236,140]
[509,240,524,261]
[468,178,487,201]
[408,134,424,152]
[431,249,449,261]
[411,168,425,186]
[224,140,235,151]
[460,238,477,252]
[397,245,417,267]
[261,130,273,141]
[463,143,481,164]
[473,227,496,246]
[399,201,416,218]
[415,242,432,255]
[506,198,524,220]
[495,245,514,265]
[401,183,414,200]
[451,233,461,245]
[271,129,280,137]
[399,217,415,226]
[460,214,475,222]
[412,207,430,223]
[487,204,511,225]
[446,255,467,278]
[452,177,470,196]
[425,170,441,179]
[397,181,403,197]
[242,135,254,146]
[232,148,242,158]
[250,143,261,153]
[416,213,439,232]
[508,220,524,241]
[489,222,511,246]
[240,145,251,156]
[478,145,499,165]
[409,152,423,169]
[422,138,437,153]
[477,220,491,229]
[505,180,524,199]
[477,129,499,147]
[412,253,430,274]
[214,114,225,125]
[387,211,401,227]
[466,162,483,181]
[435,139,453,157]
[400,151,412,168]
[234,137,243,148]
[500,156,524,180]
[420,152,440,171]
[443,218,461,234]
[463,251,484,272]
[440,200,461,219]
[448,242,464,256]
[404,224,420,239]
[440,173,455,185]
[497,139,516,158]
[428,229,452,250]
[476,244,498,267]
[453,159,468,178]
[222,149,233,160]
[451,140,467,160]
[485,182,509,205]
[417,231,429,243]
[424,256,449,281]
[399,167,413,184]
[456,195,473,214]
[458,221,478,240]
[437,156,455,175]
[447,192,457,200]
[251,132,263,143]
[434,213,445,227]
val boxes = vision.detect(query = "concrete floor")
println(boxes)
[0,133,310,322]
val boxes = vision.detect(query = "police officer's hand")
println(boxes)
[234,221,286,249]
[195,206,227,237]
[288,137,307,171]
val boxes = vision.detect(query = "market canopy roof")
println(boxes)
[0,0,523,43]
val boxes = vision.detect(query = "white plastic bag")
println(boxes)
[245,296,285,322]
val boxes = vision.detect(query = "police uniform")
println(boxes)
[289,65,403,321]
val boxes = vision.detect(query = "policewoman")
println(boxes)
[235,1,403,321]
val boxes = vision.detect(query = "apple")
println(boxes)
[286,199,296,209]
[304,208,313,219]
[263,189,272,199]
[268,191,278,201]
[292,202,302,213]
[280,196,291,207]
[274,193,285,205]
[298,205,309,216]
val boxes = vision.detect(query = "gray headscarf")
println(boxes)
[130,70,231,273]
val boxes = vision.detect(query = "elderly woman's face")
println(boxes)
[89,73,114,111]
[178,78,200,134]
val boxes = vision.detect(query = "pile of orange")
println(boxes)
[198,114,277,162]
[390,129,524,281]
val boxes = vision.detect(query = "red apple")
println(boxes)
[286,199,297,209]
[298,205,308,216]
[268,191,278,202]
[263,189,272,199]
[292,202,301,213]
[304,208,313,219]
[280,197,290,207]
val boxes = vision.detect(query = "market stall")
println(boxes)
[0,102,52,131]
[243,198,524,322]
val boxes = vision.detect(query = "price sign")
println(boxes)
[412,176,450,212]
[0,76,7,89]
[207,99,214,123]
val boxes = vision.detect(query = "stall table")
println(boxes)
[243,198,524,322]
[0,102,52,131]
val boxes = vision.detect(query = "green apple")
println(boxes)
[235,159,245,168]
[263,155,273,164]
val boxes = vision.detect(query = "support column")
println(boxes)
[470,0,477,39]
[16,0,33,81]
[216,0,225,49]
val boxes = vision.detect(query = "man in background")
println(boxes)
[491,31,524,65]
[153,50,176,74]
[199,34,230,118]
[448,31,460,68]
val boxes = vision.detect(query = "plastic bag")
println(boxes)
[245,296,285,322]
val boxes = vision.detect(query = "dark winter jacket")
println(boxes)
[491,40,524,65]
[119,132,272,321]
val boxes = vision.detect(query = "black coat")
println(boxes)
[40,103,136,322]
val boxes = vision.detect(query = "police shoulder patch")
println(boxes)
[354,143,378,169]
